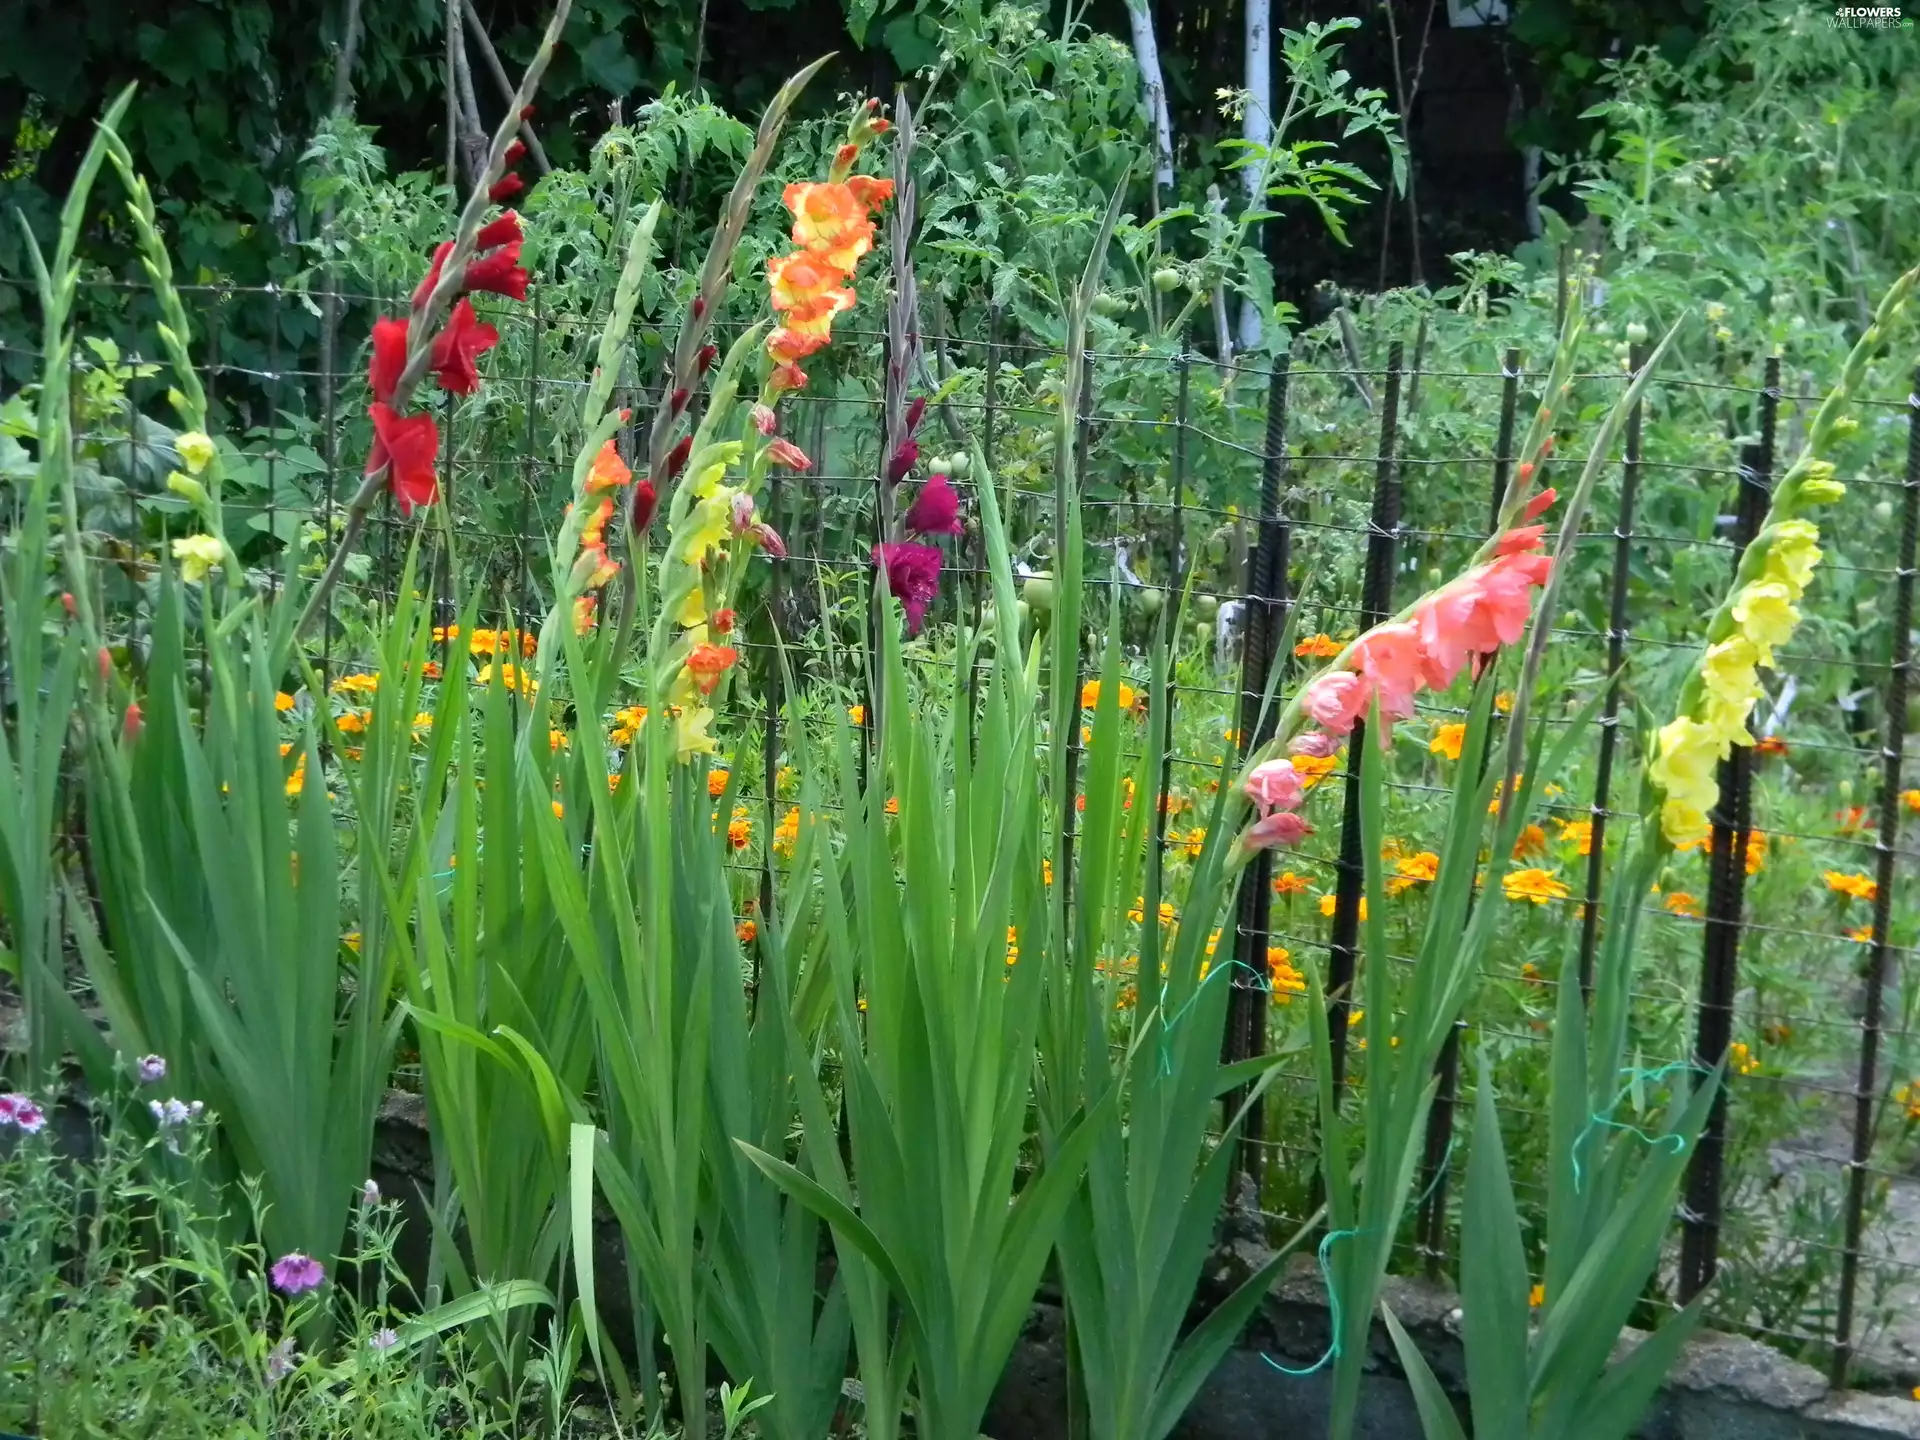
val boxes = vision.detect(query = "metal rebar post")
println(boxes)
[1680,355,1779,1301]
[1578,340,1648,996]
[1832,366,1920,1385]
[1327,342,1406,1094]
[1227,352,1293,1174]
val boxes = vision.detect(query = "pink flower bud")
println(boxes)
[751,405,777,436]
[1247,810,1313,849]
[1288,732,1340,759]
[749,522,787,558]
[731,493,757,532]
[122,702,143,744]
[766,438,811,471]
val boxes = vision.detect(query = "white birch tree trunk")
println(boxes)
[1237,0,1273,353]
[1125,0,1176,196]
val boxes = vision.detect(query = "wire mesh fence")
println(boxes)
[6,273,1919,1383]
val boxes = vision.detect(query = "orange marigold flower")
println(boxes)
[1294,632,1341,658]
[684,643,738,696]
[848,703,866,725]
[1663,891,1702,918]
[1824,869,1878,903]
[1903,789,1920,815]
[1557,818,1593,856]
[1753,734,1788,757]
[1386,851,1439,897]
[708,768,730,797]
[1293,752,1340,789]
[1429,722,1466,761]
[1273,871,1311,895]
[1512,824,1548,860]
[736,919,758,944]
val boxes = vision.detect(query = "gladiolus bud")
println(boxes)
[487,174,525,204]
[731,493,757,533]
[696,344,718,374]
[749,522,786,557]
[97,647,112,684]
[766,438,811,470]
[519,104,536,120]
[631,478,659,533]
[502,139,527,168]
[61,592,75,618]
[167,470,208,505]
[751,405,776,436]
[885,438,919,485]
[1517,462,1535,483]
[669,387,690,415]
[904,396,926,435]
[835,143,859,170]
[664,437,692,479]
[692,298,707,320]
[123,702,143,744]
[1523,487,1558,520]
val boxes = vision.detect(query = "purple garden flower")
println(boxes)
[368,1327,400,1351]
[872,541,943,636]
[361,1178,382,1206]
[135,1054,168,1084]
[0,1093,45,1134]
[270,1252,326,1296]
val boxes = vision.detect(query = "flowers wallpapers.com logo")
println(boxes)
[1827,4,1913,25]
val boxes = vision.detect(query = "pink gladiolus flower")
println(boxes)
[1243,758,1305,815]
[766,438,811,470]
[270,1253,325,1296]
[751,405,777,436]
[1247,811,1313,849]
[748,522,787,557]
[1351,621,1423,723]
[1289,731,1340,759]
[1524,487,1558,519]
[872,541,943,635]
[731,493,757,532]
[1302,671,1370,736]
[904,474,963,536]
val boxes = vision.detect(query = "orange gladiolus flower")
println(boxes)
[586,440,632,494]
[784,179,894,271]
[685,643,739,695]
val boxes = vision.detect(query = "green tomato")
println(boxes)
[1092,292,1127,317]
[1196,594,1219,621]
[1135,586,1165,616]
[1023,574,1055,611]
[947,451,971,477]
[1152,267,1182,293]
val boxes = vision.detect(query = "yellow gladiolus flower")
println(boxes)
[171,533,227,583]
[1762,520,1822,598]
[175,431,216,474]
[1731,581,1799,661]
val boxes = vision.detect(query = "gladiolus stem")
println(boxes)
[296,0,573,641]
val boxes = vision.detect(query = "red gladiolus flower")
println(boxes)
[368,403,441,515]
[713,608,736,634]
[464,243,529,301]
[686,643,739,695]
[413,241,455,310]
[430,299,499,394]
[488,173,525,204]
[631,478,659,534]
[664,436,692,479]
[669,387,690,415]
[904,474,962,536]
[872,541,943,635]
[370,316,409,403]
[476,211,523,251]
[502,139,527,168]
[885,438,919,485]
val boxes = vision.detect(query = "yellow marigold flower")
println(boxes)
[333,672,380,695]
[1486,775,1525,814]
[1294,752,1340,789]
[1042,858,1054,886]
[1429,722,1466,761]
[1385,851,1439,898]
[1902,789,1920,814]
[476,663,536,695]
[175,430,216,474]
[1824,869,1878,903]
[1557,818,1593,856]
[1731,580,1799,661]
[772,806,801,857]
[1273,870,1311,895]
[171,533,227,583]
[1182,827,1206,860]
[275,691,297,712]
[1005,925,1020,966]
[728,810,752,850]
[1267,947,1305,1002]
[848,704,866,725]
[1762,520,1822,598]
[1529,1284,1545,1308]
[1503,867,1570,904]
[1729,1041,1759,1076]
[1846,924,1875,944]
[1495,691,1514,714]
[1319,893,1368,920]
[1294,632,1341,658]
[285,753,308,798]
[1663,891,1701,918]
[1512,824,1548,860]
[335,708,372,735]
[708,768,730,797]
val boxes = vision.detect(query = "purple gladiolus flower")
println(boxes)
[270,1252,326,1296]
[872,541,943,636]
[904,474,963,536]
